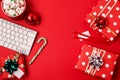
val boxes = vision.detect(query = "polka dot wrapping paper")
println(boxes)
[85,0,120,41]
[0,54,25,79]
[75,44,118,80]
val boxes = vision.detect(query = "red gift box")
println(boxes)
[85,0,120,41]
[0,53,25,79]
[75,44,118,80]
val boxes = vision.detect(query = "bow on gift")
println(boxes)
[89,14,117,37]
[94,16,108,29]
[0,53,24,79]
[3,59,18,74]
[3,53,20,74]
[89,53,103,70]
[85,47,105,76]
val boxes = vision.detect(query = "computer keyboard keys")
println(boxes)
[8,44,12,49]
[15,37,19,41]
[15,27,19,32]
[19,34,23,38]
[12,46,17,50]
[6,24,10,29]
[7,39,11,43]
[11,31,15,35]
[15,42,19,46]
[27,32,36,38]
[0,41,4,46]
[19,39,23,43]
[15,33,19,37]
[4,43,8,47]
[7,30,11,33]
[19,29,23,33]
[0,18,37,55]
[6,34,10,38]
[2,28,7,32]
[23,31,27,35]
[10,35,14,40]
[2,23,6,27]
[11,40,15,45]
[2,33,6,37]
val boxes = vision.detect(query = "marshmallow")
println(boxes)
[2,0,26,17]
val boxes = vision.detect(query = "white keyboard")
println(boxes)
[0,18,37,56]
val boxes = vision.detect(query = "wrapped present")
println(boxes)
[85,0,120,41]
[0,53,25,79]
[75,44,118,80]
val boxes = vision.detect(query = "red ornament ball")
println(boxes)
[25,12,40,25]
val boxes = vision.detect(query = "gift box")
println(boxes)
[85,0,120,41]
[75,44,118,80]
[0,53,25,79]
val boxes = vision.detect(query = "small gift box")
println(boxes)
[85,0,120,41]
[75,44,118,80]
[0,53,25,79]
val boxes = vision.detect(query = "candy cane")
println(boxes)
[29,37,47,65]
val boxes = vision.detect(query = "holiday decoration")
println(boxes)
[75,44,118,80]
[94,16,108,29]
[3,59,18,74]
[29,37,47,65]
[0,53,25,79]
[85,0,120,41]
[25,12,40,25]
[1,0,27,19]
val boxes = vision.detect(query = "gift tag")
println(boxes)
[13,68,24,79]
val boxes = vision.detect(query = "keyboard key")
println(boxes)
[19,39,23,43]
[2,37,7,42]
[2,22,6,27]
[12,46,17,50]
[2,33,6,37]
[4,43,8,47]
[6,34,10,38]
[2,28,7,32]
[0,36,2,40]
[0,41,4,46]
[11,40,15,45]
[0,27,2,30]
[10,35,14,40]
[6,24,10,29]
[27,32,36,38]
[15,27,19,32]
[23,40,27,44]
[15,37,19,41]
[19,34,23,38]
[23,30,27,35]
[7,39,11,43]
[15,33,19,37]
[7,30,11,33]
[11,26,15,30]
[19,29,23,33]
[0,22,2,25]
[11,31,15,35]
[8,44,13,49]
[23,36,27,40]
[15,42,19,46]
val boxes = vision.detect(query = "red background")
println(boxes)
[0,0,120,80]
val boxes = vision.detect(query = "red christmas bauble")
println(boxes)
[25,12,40,25]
